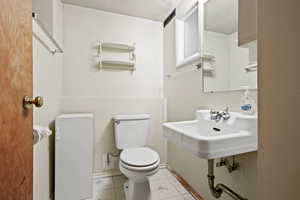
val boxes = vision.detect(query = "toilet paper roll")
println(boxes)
[33,125,52,145]
[33,129,42,145]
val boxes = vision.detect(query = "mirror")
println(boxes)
[202,0,257,92]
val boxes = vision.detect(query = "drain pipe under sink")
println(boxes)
[207,159,248,200]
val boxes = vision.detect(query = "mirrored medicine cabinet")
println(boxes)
[175,0,257,92]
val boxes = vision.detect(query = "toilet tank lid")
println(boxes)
[113,114,150,121]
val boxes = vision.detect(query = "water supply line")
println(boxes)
[107,150,121,166]
[207,159,248,200]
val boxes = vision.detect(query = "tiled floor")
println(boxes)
[87,168,196,200]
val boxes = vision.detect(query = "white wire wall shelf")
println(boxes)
[244,63,257,72]
[98,42,136,71]
[100,60,136,71]
[202,53,215,62]
[203,66,215,72]
[101,42,135,52]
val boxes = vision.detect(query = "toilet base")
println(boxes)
[123,179,152,200]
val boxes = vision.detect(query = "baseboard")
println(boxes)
[93,164,168,180]
[93,169,122,179]
[168,168,205,200]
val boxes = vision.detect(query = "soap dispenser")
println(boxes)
[240,86,255,115]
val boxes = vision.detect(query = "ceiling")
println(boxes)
[62,0,180,22]
[204,0,238,34]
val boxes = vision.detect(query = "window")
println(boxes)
[175,2,203,68]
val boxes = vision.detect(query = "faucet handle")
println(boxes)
[223,107,229,113]
[221,107,231,120]
[210,109,217,121]
[210,109,218,114]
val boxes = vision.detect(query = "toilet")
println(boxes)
[113,114,160,200]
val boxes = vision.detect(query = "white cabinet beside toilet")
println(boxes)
[55,113,94,200]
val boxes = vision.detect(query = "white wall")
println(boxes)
[62,4,165,173]
[203,30,230,91]
[33,0,64,200]
[164,19,257,200]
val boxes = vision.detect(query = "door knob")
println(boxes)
[23,96,44,109]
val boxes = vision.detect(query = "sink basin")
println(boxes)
[163,110,257,159]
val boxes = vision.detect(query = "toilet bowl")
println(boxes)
[119,147,160,200]
[113,114,160,200]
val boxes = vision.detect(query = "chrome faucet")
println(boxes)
[210,107,231,122]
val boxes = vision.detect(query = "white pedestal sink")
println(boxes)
[163,110,257,159]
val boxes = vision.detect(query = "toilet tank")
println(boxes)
[113,114,150,149]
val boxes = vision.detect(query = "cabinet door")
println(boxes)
[238,0,257,46]
[55,114,94,200]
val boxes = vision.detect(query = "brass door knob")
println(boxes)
[23,96,44,109]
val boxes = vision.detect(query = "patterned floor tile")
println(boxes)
[86,169,196,200]
[94,177,114,191]
[183,193,195,200]
[94,188,115,200]
[150,179,180,200]
[115,187,126,200]
[113,175,127,188]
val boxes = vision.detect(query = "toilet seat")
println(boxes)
[120,147,160,171]
[120,157,160,172]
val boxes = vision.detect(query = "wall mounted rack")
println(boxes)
[98,42,136,71]
[244,63,257,72]
[32,13,63,55]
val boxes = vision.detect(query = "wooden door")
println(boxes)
[0,0,33,199]
[258,0,300,199]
